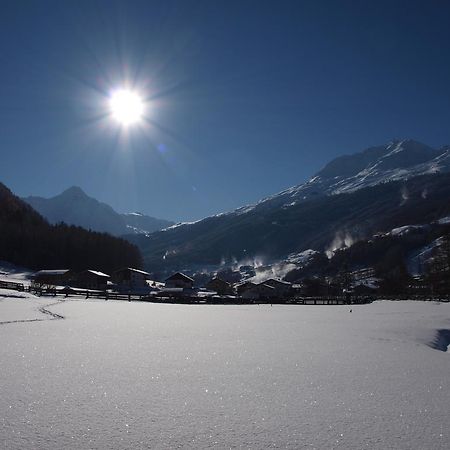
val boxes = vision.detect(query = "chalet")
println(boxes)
[205,277,233,295]
[262,279,292,296]
[75,270,110,290]
[241,283,276,300]
[112,267,150,293]
[235,281,257,296]
[33,269,75,287]
[165,272,194,289]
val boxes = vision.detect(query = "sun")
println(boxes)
[109,89,145,126]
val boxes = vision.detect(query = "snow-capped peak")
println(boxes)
[248,139,449,212]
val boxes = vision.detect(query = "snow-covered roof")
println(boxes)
[34,269,71,276]
[114,267,150,276]
[263,278,292,286]
[83,270,110,278]
[165,272,194,282]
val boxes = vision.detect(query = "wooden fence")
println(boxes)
[1,280,449,304]
[0,280,25,291]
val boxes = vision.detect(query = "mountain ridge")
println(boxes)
[249,139,449,212]
[24,186,174,237]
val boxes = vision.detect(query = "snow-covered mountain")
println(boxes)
[231,139,449,214]
[128,139,450,273]
[23,187,173,237]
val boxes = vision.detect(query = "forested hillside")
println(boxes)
[0,182,142,272]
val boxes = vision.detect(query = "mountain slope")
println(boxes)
[0,182,142,272]
[133,173,450,272]
[24,186,173,236]
[130,139,450,273]
[249,139,449,212]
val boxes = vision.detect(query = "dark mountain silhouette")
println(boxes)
[0,182,142,272]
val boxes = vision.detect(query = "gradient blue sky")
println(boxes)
[1,0,450,221]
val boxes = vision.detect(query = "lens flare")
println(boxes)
[109,89,144,126]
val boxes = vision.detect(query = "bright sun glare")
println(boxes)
[109,89,144,126]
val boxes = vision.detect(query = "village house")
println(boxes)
[74,270,110,290]
[205,277,233,295]
[262,278,292,297]
[112,267,150,293]
[165,272,194,289]
[235,281,257,296]
[33,269,75,287]
[241,283,276,300]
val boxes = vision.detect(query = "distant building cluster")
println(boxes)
[32,267,303,301]
[30,259,449,301]
[34,268,158,293]
[37,257,445,301]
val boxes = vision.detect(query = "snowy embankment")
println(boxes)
[0,261,33,288]
[1,296,450,449]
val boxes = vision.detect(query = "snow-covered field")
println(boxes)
[1,294,450,449]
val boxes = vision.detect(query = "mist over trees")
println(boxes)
[0,182,142,272]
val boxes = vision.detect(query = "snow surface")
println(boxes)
[161,220,201,231]
[285,249,319,265]
[388,224,425,237]
[437,216,450,225]
[326,144,450,197]
[1,295,450,449]
[125,224,150,235]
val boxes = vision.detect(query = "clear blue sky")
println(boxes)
[1,0,450,221]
